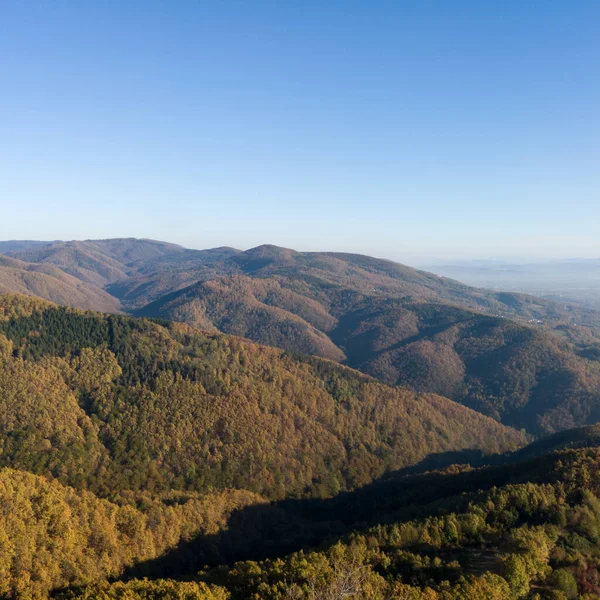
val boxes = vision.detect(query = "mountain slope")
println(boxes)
[138,272,600,436]
[332,299,600,435]
[136,275,345,360]
[10,238,600,332]
[0,466,257,598]
[8,238,242,309]
[6,419,600,599]
[0,255,120,312]
[226,245,600,324]
[84,240,600,327]
[11,239,600,328]
[4,296,600,599]
[83,435,600,600]
[9,239,151,285]
[9,238,239,285]
[194,444,600,599]
[0,240,54,254]
[7,239,600,436]
[0,294,525,501]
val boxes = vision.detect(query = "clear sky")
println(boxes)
[1,1,599,262]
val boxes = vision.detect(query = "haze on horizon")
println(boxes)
[1,1,598,261]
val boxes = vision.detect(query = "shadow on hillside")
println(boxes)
[122,447,515,581]
[329,303,475,366]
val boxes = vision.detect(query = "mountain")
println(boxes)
[134,249,600,436]
[0,293,531,597]
[136,275,346,360]
[8,238,190,286]
[7,238,241,309]
[331,299,600,435]
[216,245,600,327]
[0,254,120,312]
[0,294,524,501]
[7,239,600,436]
[104,245,242,308]
[13,239,592,324]
[0,240,55,254]
[124,242,600,338]
[4,293,600,598]
[6,416,600,598]
[10,240,599,331]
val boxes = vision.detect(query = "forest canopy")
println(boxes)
[1,294,598,599]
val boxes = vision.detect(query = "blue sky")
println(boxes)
[1,1,599,262]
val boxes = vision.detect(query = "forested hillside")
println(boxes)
[5,239,600,436]
[7,239,598,330]
[0,294,523,501]
[186,445,600,600]
[5,418,600,598]
[0,240,53,254]
[336,300,600,435]
[136,276,346,360]
[0,468,258,598]
[140,280,600,436]
[116,428,600,599]
[3,293,600,598]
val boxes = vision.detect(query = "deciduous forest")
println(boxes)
[1,293,600,598]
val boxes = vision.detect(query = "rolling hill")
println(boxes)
[132,248,600,436]
[8,238,189,286]
[125,242,600,327]
[0,294,524,501]
[6,238,600,436]
[0,240,54,254]
[330,299,600,435]
[4,410,600,598]
[0,255,120,312]
[10,239,597,325]
[136,275,346,360]
[4,292,600,598]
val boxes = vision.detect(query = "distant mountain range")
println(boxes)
[3,237,600,435]
[0,240,57,254]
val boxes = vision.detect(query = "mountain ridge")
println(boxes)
[0,293,525,499]
[5,238,600,436]
[3,291,600,599]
